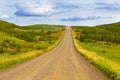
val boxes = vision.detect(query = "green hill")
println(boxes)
[72,22,120,44]
[72,22,120,80]
[22,24,64,31]
[0,20,65,54]
[0,20,19,34]
[0,20,65,70]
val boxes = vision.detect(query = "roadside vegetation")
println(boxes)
[72,22,120,80]
[0,20,65,70]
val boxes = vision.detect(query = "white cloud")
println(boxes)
[14,1,62,17]
[25,1,55,14]
[0,14,10,19]
[1,0,120,26]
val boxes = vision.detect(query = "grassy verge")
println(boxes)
[46,31,65,51]
[71,29,120,80]
[0,50,44,70]
[0,30,65,70]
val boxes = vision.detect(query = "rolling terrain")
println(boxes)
[72,22,120,80]
[1,20,119,80]
[0,20,64,70]
[0,27,105,80]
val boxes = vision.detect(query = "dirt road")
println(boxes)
[0,27,105,80]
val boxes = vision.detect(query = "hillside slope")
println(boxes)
[72,22,120,80]
[0,20,65,70]
[72,22,120,44]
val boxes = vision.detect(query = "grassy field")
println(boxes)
[0,20,65,70]
[71,25,120,80]
[79,42,120,63]
[0,31,64,70]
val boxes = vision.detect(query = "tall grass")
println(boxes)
[0,50,44,70]
[72,29,120,80]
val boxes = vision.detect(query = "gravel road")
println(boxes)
[0,27,105,80]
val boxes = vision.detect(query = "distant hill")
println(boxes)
[0,20,19,34]
[0,20,64,54]
[96,22,120,33]
[0,20,64,32]
[22,24,64,31]
[97,22,120,27]
[0,20,65,71]
[0,20,64,41]
[72,22,120,44]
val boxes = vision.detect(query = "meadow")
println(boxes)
[0,20,65,70]
[72,22,120,80]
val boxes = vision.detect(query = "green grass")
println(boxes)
[72,29,120,80]
[80,42,120,63]
[0,20,65,70]
[0,50,43,70]
[0,32,25,43]
[0,30,64,70]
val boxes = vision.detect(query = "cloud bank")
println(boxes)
[96,2,120,11]
[14,1,59,17]
[0,0,120,26]
[14,1,79,17]
[60,16,112,21]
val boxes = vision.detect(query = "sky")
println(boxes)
[0,0,120,26]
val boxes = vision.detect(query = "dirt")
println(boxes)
[0,27,105,80]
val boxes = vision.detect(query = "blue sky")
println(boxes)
[0,0,120,26]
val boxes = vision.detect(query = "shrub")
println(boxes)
[47,31,52,35]
[0,47,3,53]
[4,39,10,43]
[2,42,9,48]
[102,50,106,53]
[37,46,43,50]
